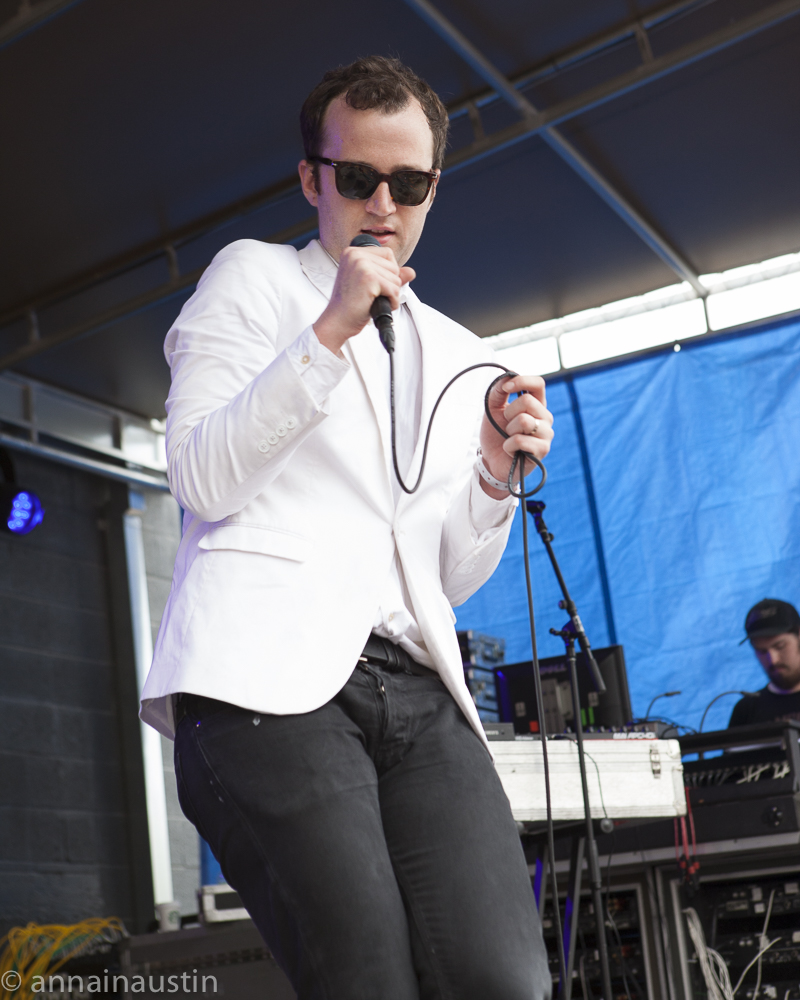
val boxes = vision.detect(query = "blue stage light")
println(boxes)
[0,449,45,536]
[4,488,45,535]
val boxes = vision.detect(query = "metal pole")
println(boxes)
[123,491,174,907]
[556,632,613,1000]
[402,0,709,296]
[526,501,606,693]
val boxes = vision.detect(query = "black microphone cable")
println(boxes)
[390,356,567,988]
[352,235,568,989]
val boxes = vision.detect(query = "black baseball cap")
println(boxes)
[743,598,800,642]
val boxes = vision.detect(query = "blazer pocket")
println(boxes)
[198,524,309,562]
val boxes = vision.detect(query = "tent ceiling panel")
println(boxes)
[0,0,798,416]
[556,15,800,273]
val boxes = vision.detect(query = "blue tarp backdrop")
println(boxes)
[455,313,800,733]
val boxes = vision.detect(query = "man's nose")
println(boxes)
[366,180,395,217]
[767,649,782,665]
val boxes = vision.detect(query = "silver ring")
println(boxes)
[529,418,539,436]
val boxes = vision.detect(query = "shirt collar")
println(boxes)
[767,682,800,695]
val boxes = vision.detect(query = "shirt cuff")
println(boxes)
[469,467,518,535]
[285,326,350,406]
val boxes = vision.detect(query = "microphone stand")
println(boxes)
[526,501,613,1000]
[526,501,606,695]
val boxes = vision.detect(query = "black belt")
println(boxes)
[175,635,434,727]
[360,633,434,676]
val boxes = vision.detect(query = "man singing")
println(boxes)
[141,56,553,999]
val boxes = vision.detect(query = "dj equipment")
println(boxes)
[679,719,800,841]
[491,735,686,822]
[671,869,800,1000]
[539,886,656,1000]
[458,629,505,721]
[497,730,685,1000]
[119,921,294,1000]
[495,644,633,735]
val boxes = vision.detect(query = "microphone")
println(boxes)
[350,234,395,353]
[698,689,759,733]
[644,690,682,720]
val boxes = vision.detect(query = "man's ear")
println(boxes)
[426,177,438,212]
[429,171,441,207]
[298,160,319,207]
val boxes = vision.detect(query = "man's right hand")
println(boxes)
[313,245,415,356]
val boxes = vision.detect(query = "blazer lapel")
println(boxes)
[345,330,394,488]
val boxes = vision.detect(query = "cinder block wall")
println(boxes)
[0,453,138,935]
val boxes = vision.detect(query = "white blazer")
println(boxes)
[140,239,516,742]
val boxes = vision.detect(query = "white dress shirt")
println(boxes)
[284,242,514,668]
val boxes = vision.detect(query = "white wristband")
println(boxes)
[476,448,509,492]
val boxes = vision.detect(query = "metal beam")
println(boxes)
[0,173,304,330]
[404,0,713,294]
[0,0,85,51]
[540,132,706,292]
[0,0,707,330]
[400,0,536,121]
[0,432,170,489]
[438,0,798,172]
[409,0,800,292]
[3,0,797,363]
[446,0,702,121]
[492,0,800,142]
[0,215,318,373]
[443,0,800,291]
[0,271,202,374]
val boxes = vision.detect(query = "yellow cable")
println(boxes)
[0,917,126,1000]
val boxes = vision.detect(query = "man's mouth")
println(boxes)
[768,665,791,682]
[360,228,395,244]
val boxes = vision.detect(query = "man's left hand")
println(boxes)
[479,375,554,499]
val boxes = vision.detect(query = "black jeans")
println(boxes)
[174,663,551,1000]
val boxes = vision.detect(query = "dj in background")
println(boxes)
[729,598,800,726]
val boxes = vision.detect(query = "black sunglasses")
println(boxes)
[308,157,438,207]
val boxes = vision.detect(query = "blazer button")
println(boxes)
[285,416,298,429]
[276,424,287,437]
[267,432,279,445]
[257,440,270,454]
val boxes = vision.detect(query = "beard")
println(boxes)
[768,666,800,690]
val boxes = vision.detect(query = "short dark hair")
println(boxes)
[300,56,449,173]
